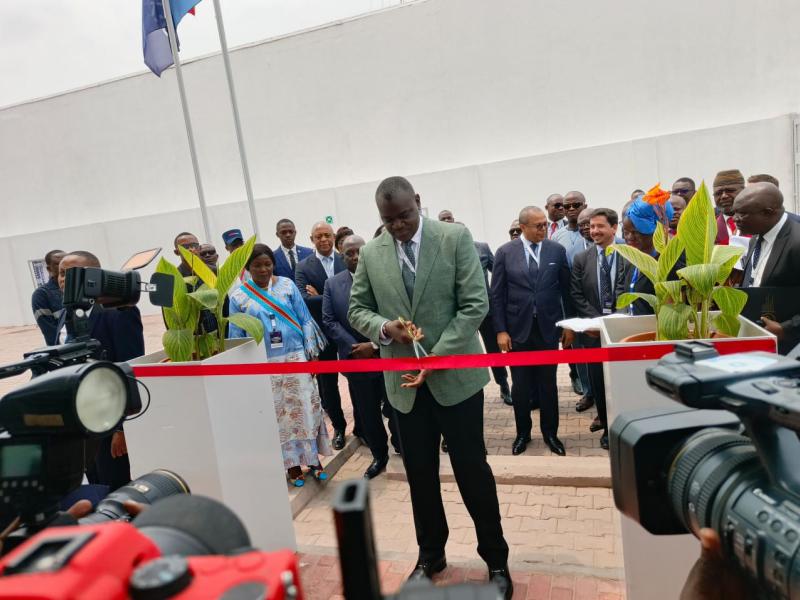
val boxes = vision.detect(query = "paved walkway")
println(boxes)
[1,315,624,599]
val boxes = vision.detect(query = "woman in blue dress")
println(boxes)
[228,243,332,486]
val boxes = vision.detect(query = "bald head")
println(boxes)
[519,206,547,244]
[563,191,587,225]
[438,209,454,223]
[545,194,565,222]
[341,234,366,273]
[310,222,335,256]
[577,208,593,242]
[732,182,784,236]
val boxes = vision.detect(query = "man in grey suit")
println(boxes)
[438,209,511,405]
[350,178,512,598]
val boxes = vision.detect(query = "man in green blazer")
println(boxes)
[349,176,512,599]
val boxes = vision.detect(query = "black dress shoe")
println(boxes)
[589,417,604,433]
[408,555,447,581]
[499,383,513,406]
[488,566,514,600]
[544,434,566,456]
[575,395,595,412]
[332,430,345,451]
[571,374,584,396]
[511,434,531,456]
[364,456,389,479]
[600,433,609,450]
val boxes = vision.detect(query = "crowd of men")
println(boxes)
[27,171,800,598]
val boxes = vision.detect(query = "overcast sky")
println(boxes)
[0,0,401,108]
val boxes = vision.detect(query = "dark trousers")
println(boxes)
[478,315,509,388]
[86,433,131,492]
[319,343,346,432]
[574,335,593,398]
[583,336,608,434]
[346,373,389,461]
[509,318,559,437]
[394,385,508,568]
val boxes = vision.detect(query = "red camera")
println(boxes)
[0,522,303,599]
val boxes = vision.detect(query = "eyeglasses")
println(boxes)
[713,186,742,198]
[180,242,200,250]
[508,228,522,236]
[672,188,693,196]
[529,223,548,230]
[199,250,216,258]
[563,202,584,210]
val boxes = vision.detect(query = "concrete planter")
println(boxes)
[599,313,774,600]
[127,338,295,552]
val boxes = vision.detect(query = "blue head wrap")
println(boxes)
[624,197,674,235]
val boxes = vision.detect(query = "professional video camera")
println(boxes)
[0,249,174,546]
[611,341,800,599]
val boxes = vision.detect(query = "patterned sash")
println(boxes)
[240,280,303,337]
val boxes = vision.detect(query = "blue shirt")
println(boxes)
[552,227,588,267]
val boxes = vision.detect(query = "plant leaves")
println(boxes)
[178,246,218,288]
[656,234,685,283]
[712,286,748,316]
[189,286,219,310]
[227,312,265,345]
[677,181,716,266]
[710,245,744,284]
[652,222,667,254]
[657,303,693,341]
[678,264,720,297]
[217,236,257,295]
[616,292,657,311]
[712,313,741,337]
[196,332,216,360]
[608,244,658,284]
[655,280,684,305]
[156,258,190,323]
[163,328,193,362]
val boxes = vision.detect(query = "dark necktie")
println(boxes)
[527,243,539,289]
[600,252,613,311]
[289,248,296,270]
[748,235,763,286]
[401,240,416,300]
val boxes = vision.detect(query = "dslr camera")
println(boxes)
[612,341,800,599]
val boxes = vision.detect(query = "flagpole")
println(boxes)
[211,0,261,241]
[161,0,212,243]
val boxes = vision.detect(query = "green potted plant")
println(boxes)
[155,235,264,361]
[607,182,748,340]
[125,235,294,552]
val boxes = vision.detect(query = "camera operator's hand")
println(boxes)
[680,529,755,600]
[66,500,93,520]
[111,431,128,458]
[760,316,784,340]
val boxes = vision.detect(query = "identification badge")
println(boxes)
[602,307,613,315]
[269,330,284,349]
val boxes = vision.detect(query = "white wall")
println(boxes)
[2,0,800,326]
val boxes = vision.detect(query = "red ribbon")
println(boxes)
[132,338,775,378]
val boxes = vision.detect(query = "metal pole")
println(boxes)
[212,0,261,240]
[161,0,212,242]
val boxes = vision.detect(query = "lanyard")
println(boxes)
[525,242,540,266]
[398,241,417,274]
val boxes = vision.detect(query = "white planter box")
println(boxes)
[127,338,295,552]
[599,314,774,600]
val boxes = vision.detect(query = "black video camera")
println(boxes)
[611,341,800,598]
[0,250,175,545]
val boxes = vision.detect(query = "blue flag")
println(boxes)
[142,0,202,77]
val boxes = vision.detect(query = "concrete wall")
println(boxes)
[2,0,800,327]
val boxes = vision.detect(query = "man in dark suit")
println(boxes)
[296,221,348,449]
[735,182,800,355]
[273,218,313,280]
[322,235,395,478]
[57,251,145,491]
[349,177,511,597]
[713,170,746,245]
[32,249,65,345]
[569,208,626,450]
[437,209,511,405]
[491,206,573,456]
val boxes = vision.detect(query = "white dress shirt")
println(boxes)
[395,218,423,272]
[281,245,298,266]
[520,232,541,266]
[753,212,788,287]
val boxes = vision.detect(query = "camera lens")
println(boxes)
[667,428,760,534]
[80,469,189,524]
